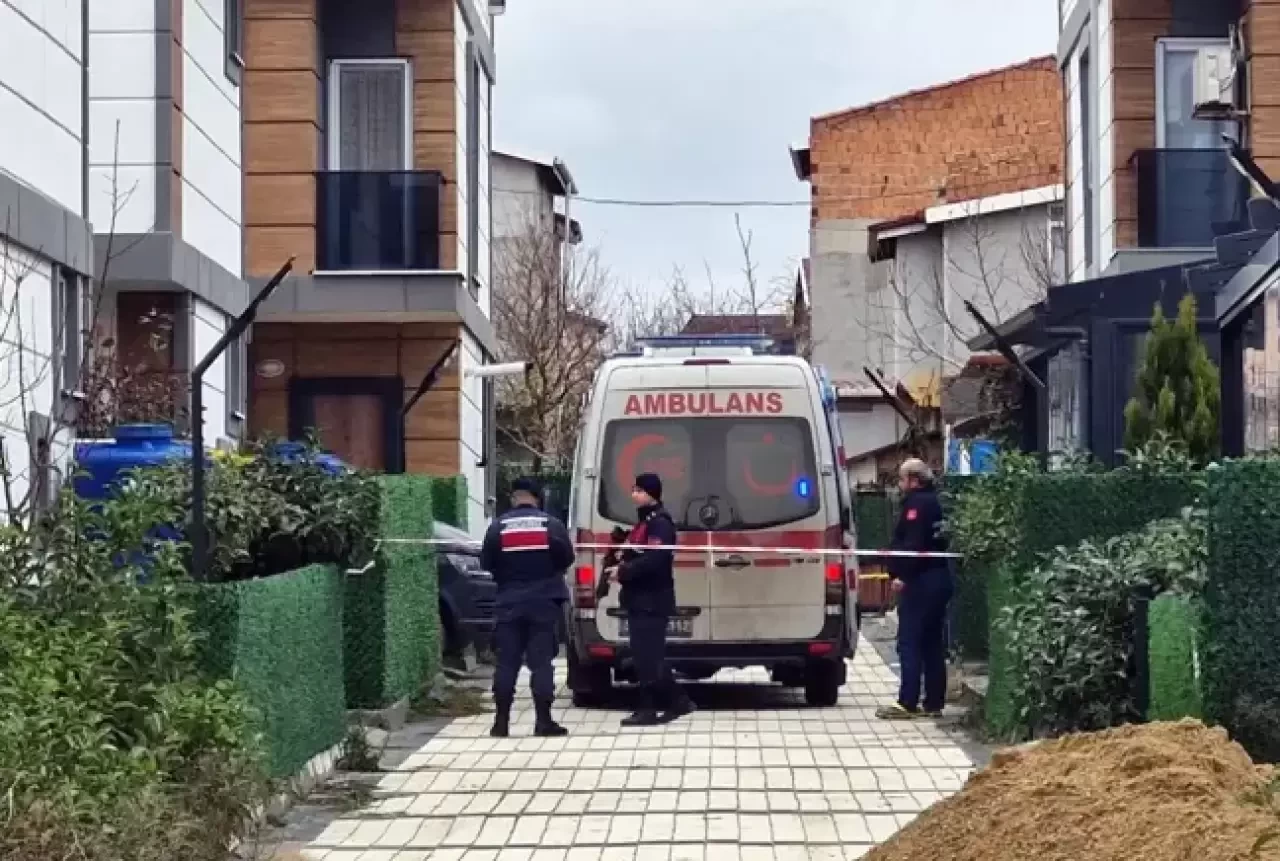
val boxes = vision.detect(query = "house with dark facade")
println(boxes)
[978,0,1280,463]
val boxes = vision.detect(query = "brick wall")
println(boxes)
[810,57,1064,224]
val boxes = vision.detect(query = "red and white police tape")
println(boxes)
[371,537,962,559]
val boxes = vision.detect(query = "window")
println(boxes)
[54,267,82,397]
[1079,48,1095,272]
[224,0,243,85]
[226,331,246,434]
[327,59,412,171]
[598,417,821,530]
[1156,39,1236,149]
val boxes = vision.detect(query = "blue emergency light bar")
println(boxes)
[635,334,779,353]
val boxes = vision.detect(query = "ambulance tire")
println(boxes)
[804,661,843,707]
[569,649,613,708]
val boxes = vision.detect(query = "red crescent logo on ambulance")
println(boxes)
[616,434,669,493]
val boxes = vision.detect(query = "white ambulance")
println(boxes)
[563,335,858,707]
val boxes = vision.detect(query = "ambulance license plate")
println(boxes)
[618,616,695,639]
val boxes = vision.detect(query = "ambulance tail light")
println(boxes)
[825,561,844,604]
[574,565,597,609]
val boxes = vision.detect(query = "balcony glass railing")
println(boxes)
[316,171,442,271]
[1133,148,1249,248]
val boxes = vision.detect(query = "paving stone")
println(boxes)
[299,639,983,857]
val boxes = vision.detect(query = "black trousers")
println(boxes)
[896,571,954,712]
[628,611,685,710]
[493,599,559,702]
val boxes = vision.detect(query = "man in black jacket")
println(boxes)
[480,478,574,738]
[606,473,696,727]
[877,458,953,720]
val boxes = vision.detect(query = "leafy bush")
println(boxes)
[1000,509,1207,738]
[129,439,380,582]
[0,491,266,860]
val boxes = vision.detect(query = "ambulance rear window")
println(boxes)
[598,417,821,530]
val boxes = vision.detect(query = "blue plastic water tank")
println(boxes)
[73,423,192,500]
[269,441,348,475]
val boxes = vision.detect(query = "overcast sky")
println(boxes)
[493,1,1059,306]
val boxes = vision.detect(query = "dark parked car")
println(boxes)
[436,521,496,660]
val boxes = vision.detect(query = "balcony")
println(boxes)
[1133,149,1249,249]
[316,171,443,271]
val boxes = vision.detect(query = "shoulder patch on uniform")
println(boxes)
[905,508,919,521]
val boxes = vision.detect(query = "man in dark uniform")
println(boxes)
[606,473,697,727]
[480,477,574,738]
[877,458,954,720]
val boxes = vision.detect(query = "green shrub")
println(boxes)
[1147,593,1204,721]
[127,440,379,582]
[1123,294,1220,463]
[1000,511,1206,738]
[344,476,440,709]
[0,492,265,860]
[1203,460,1280,762]
[947,451,1202,738]
[196,564,347,778]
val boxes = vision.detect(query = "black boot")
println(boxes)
[660,685,696,723]
[534,698,568,737]
[621,686,663,727]
[491,696,512,738]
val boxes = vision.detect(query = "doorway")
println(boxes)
[288,377,404,473]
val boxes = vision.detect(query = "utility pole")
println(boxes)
[190,257,294,582]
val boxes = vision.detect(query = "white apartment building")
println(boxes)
[89,0,248,446]
[0,0,93,514]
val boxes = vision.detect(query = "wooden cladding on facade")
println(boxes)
[1248,0,1280,179]
[242,0,459,277]
[249,322,463,474]
[243,0,323,276]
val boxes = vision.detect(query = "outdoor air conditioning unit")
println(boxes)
[1193,45,1235,115]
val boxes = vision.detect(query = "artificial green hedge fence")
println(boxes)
[1147,593,1204,722]
[428,475,468,530]
[196,564,346,778]
[344,475,441,709]
[1203,461,1280,762]
[981,470,1199,738]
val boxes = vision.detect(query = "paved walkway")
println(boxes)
[298,638,981,860]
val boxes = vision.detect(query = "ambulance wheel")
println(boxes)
[569,650,612,708]
[804,662,843,707]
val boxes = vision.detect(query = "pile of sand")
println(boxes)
[867,720,1280,861]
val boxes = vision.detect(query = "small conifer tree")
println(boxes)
[1123,293,1220,462]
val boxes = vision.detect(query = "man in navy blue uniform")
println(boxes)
[606,473,696,727]
[480,477,574,738]
[877,458,953,720]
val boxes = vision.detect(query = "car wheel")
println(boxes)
[804,662,843,707]
[568,648,612,708]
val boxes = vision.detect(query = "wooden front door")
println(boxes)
[288,377,404,473]
[311,394,386,470]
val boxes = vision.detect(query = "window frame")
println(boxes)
[1154,37,1235,149]
[224,0,244,86]
[326,58,414,172]
[1079,46,1095,273]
